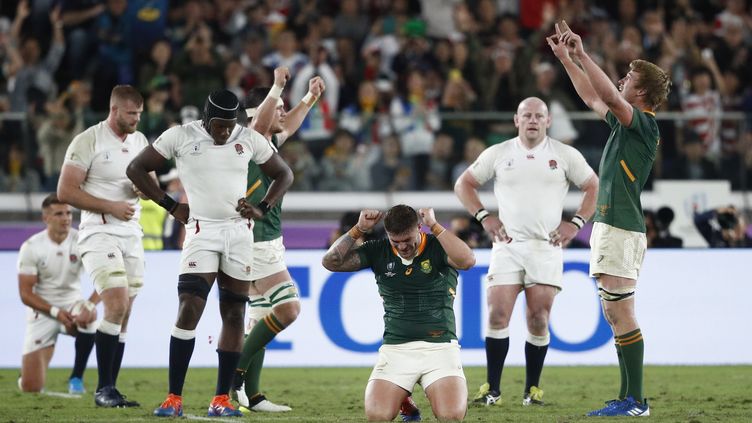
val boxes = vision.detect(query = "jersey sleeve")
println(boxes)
[17,240,38,275]
[562,145,596,187]
[356,239,384,269]
[63,129,96,170]
[152,126,182,160]
[467,145,497,185]
[247,129,274,165]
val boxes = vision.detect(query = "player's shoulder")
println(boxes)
[71,121,104,145]
[20,231,48,251]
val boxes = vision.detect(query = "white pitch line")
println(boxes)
[42,391,83,399]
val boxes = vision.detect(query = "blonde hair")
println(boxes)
[110,85,144,107]
[629,60,671,110]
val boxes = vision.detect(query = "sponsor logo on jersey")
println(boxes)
[107,252,116,259]
[404,267,413,276]
[69,254,78,263]
[188,261,197,268]
[235,144,245,155]
[427,330,445,337]
[191,144,201,155]
[387,262,395,272]
[121,148,129,153]
[420,259,432,273]
[245,265,251,274]
[527,154,535,160]
[503,158,514,169]
[549,159,558,170]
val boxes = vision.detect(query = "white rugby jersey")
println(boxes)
[153,121,274,221]
[63,121,149,239]
[469,136,595,242]
[17,229,83,305]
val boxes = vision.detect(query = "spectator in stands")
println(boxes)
[318,129,371,191]
[527,62,580,145]
[681,57,726,160]
[60,0,105,81]
[694,205,751,248]
[665,129,719,180]
[137,39,174,101]
[173,25,224,108]
[425,133,455,191]
[7,1,65,115]
[653,206,683,248]
[449,213,491,248]
[262,30,308,75]
[370,134,411,192]
[90,0,135,111]
[37,97,77,190]
[451,136,487,188]
[278,140,320,191]
[0,143,41,192]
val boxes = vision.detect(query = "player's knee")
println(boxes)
[272,300,300,326]
[93,267,128,294]
[526,311,549,333]
[434,404,467,421]
[488,310,510,328]
[178,274,211,300]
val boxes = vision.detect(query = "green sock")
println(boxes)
[244,348,265,398]
[237,314,284,372]
[617,329,644,401]
[616,340,627,399]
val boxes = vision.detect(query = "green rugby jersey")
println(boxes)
[246,135,282,242]
[594,107,660,233]
[357,233,459,345]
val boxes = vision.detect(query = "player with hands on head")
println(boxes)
[322,205,475,422]
[17,194,100,395]
[229,68,324,413]
[548,20,671,417]
[127,89,293,418]
[455,96,597,407]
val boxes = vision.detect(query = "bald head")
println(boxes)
[514,97,551,145]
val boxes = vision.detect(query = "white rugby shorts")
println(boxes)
[79,232,145,295]
[486,239,563,289]
[589,222,647,280]
[181,218,254,281]
[250,236,287,280]
[368,341,465,391]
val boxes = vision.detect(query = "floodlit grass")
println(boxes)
[1,366,750,422]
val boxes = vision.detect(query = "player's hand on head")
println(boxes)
[109,201,136,221]
[274,66,291,88]
[358,209,384,231]
[418,208,437,227]
[172,203,190,224]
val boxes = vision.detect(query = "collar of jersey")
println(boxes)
[642,109,656,116]
[391,232,427,265]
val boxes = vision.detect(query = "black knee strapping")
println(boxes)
[218,286,249,303]
[177,274,211,300]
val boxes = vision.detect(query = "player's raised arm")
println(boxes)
[547,23,609,120]
[322,209,382,272]
[252,66,290,136]
[419,208,475,270]
[276,76,325,145]
[557,21,633,125]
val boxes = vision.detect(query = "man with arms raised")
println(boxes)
[127,89,293,417]
[58,85,149,407]
[455,96,598,407]
[18,194,99,395]
[322,205,475,421]
[548,21,670,417]
[229,67,322,412]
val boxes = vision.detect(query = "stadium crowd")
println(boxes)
[0,0,751,194]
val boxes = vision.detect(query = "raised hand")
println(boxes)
[309,76,325,97]
[357,209,384,232]
[558,21,584,57]
[418,208,437,227]
[273,66,291,88]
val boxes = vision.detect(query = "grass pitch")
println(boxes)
[0,366,750,422]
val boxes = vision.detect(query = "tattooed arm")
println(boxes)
[322,209,383,272]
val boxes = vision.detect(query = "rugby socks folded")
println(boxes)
[617,328,644,401]
[524,333,550,393]
[236,314,286,376]
[217,350,241,395]
[169,327,196,396]
[485,327,510,394]
[70,332,95,380]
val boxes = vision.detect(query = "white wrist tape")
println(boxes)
[49,306,60,319]
[302,92,318,107]
[268,84,283,100]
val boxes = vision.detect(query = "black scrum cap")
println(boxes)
[203,89,239,126]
